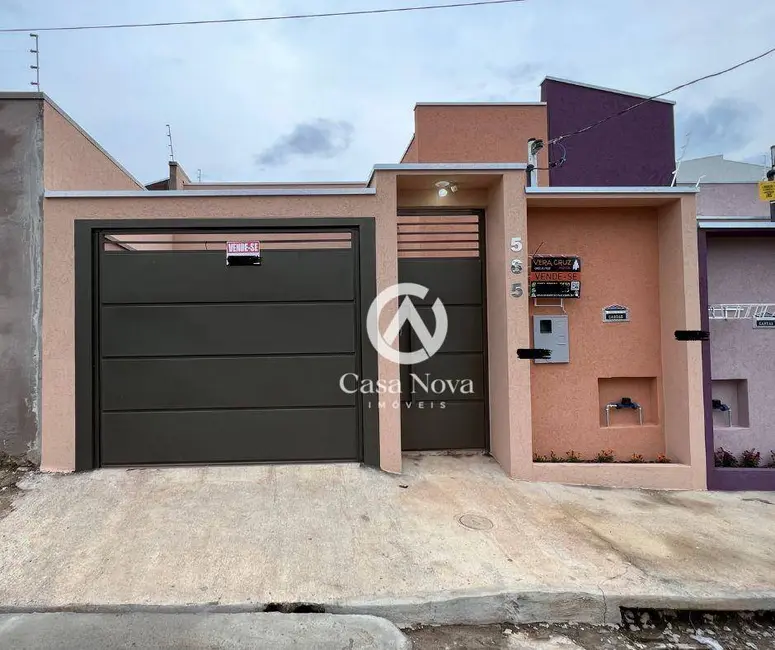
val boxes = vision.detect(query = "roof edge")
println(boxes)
[0,91,45,100]
[541,76,676,105]
[187,181,366,187]
[368,162,528,186]
[373,162,528,171]
[399,134,416,163]
[415,102,546,107]
[45,188,377,198]
[699,220,775,230]
[526,186,697,194]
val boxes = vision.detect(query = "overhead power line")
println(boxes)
[549,44,775,145]
[0,0,527,33]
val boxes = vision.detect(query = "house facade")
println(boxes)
[1,87,707,489]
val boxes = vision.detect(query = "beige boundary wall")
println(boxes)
[42,172,705,489]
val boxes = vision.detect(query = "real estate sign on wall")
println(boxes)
[529,255,581,298]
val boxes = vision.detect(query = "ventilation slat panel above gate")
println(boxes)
[398,214,480,259]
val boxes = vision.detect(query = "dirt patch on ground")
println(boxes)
[0,453,35,520]
[408,610,775,649]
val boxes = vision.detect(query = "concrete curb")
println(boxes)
[330,590,610,627]
[3,589,775,628]
[0,613,411,650]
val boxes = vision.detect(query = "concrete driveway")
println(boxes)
[1,455,774,626]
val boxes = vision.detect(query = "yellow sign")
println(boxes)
[760,180,775,201]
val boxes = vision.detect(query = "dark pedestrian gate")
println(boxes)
[397,211,488,451]
[75,220,379,469]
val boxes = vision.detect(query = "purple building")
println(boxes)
[541,77,676,187]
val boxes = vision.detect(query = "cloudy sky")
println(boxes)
[1,0,773,184]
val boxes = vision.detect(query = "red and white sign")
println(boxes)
[226,241,261,256]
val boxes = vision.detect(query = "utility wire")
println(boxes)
[549,44,775,145]
[0,0,527,33]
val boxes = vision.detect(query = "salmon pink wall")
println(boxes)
[528,207,664,461]
[43,102,142,191]
[485,174,532,477]
[412,105,548,184]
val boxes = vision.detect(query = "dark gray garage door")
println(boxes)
[97,230,361,466]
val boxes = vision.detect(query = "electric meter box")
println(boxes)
[532,315,569,364]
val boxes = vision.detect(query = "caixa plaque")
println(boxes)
[602,304,629,323]
[754,317,775,329]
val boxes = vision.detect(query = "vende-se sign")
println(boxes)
[227,241,261,255]
[226,240,261,266]
[529,255,581,299]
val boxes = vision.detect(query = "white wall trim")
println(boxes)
[373,162,528,171]
[187,181,366,187]
[44,188,377,198]
[697,215,770,221]
[526,186,698,194]
[414,102,546,107]
[368,162,528,186]
[699,220,775,230]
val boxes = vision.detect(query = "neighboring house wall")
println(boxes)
[0,97,44,460]
[707,237,775,460]
[541,78,675,187]
[676,155,768,184]
[43,101,143,191]
[169,162,191,190]
[695,183,770,218]
[146,179,170,191]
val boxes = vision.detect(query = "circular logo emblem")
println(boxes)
[366,283,448,365]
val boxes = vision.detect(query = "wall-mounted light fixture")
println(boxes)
[435,180,458,198]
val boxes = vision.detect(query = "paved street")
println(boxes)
[1,455,775,627]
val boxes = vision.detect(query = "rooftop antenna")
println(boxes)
[671,131,692,187]
[29,33,40,89]
[197,169,202,183]
[166,124,175,161]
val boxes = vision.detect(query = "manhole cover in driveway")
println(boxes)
[456,513,494,530]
